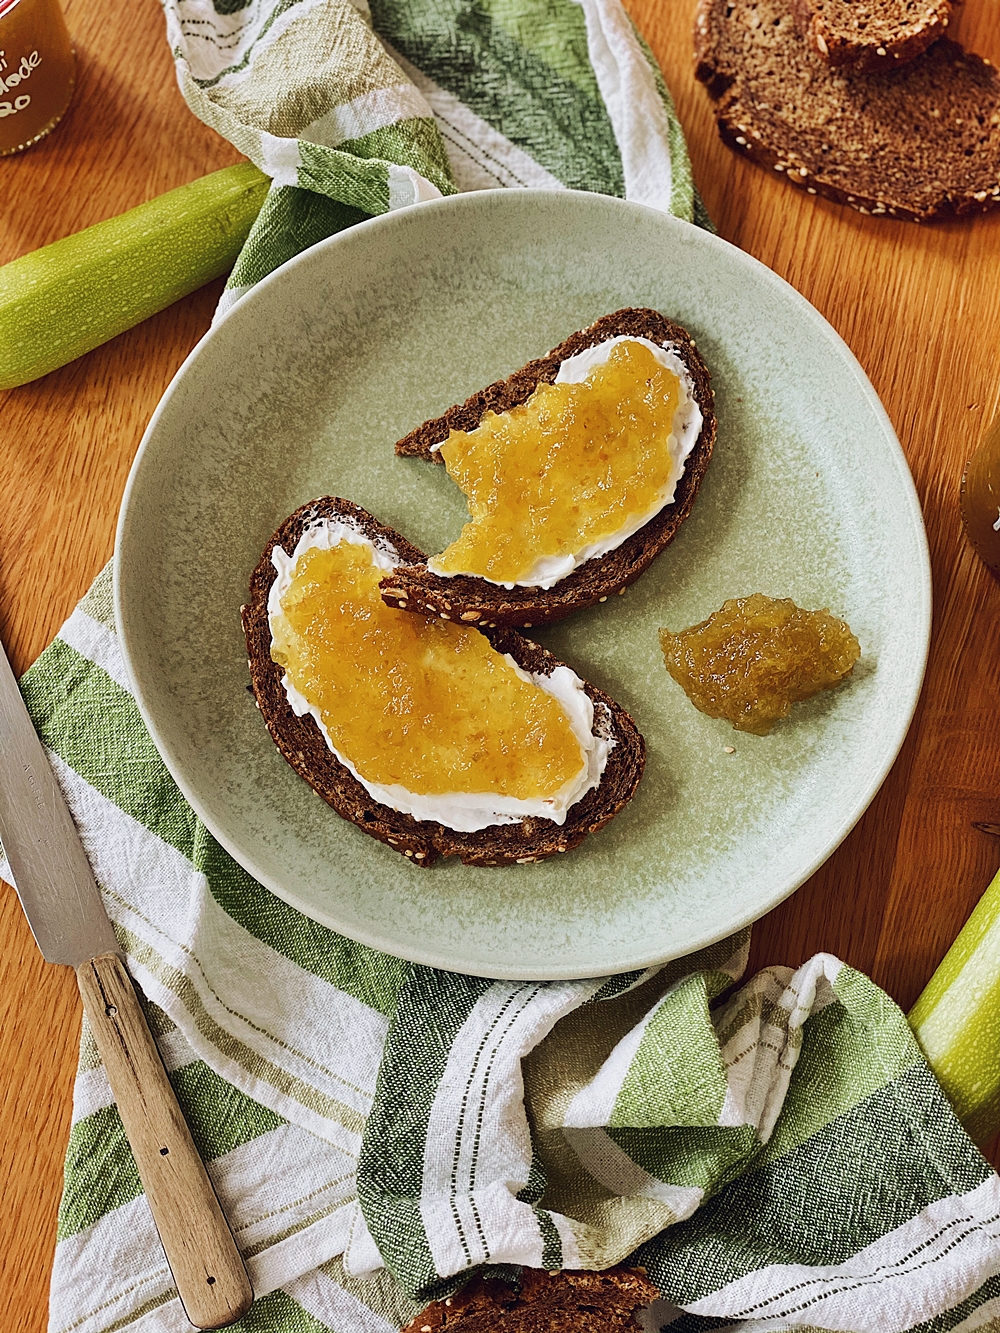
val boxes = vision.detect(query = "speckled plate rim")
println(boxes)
[114,189,931,980]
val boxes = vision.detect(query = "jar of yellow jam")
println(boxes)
[0,0,75,157]
[961,414,1000,577]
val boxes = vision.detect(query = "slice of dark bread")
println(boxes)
[243,497,645,868]
[695,0,1000,222]
[400,1267,660,1333]
[384,309,715,631]
[788,0,958,70]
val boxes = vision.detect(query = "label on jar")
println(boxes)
[0,48,40,116]
[0,0,75,153]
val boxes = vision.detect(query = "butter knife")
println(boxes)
[0,636,252,1329]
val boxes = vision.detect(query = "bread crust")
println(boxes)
[787,0,957,70]
[243,498,645,868]
[383,309,716,630]
[400,1267,660,1333]
[694,0,1000,224]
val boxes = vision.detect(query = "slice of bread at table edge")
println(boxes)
[400,1267,660,1333]
[381,308,716,631]
[242,497,645,869]
[788,0,958,70]
[694,0,1000,223]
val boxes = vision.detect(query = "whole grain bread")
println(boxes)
[243,497,645,868]
[400,1268,660,1333]
[695,0,1000,222]
[384,308,715,631]
[788,0,958,70]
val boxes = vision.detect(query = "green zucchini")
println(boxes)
[0,162,269,391]
[909,867,1000,1145]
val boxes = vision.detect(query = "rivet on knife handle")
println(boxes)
[77,952,254,1329]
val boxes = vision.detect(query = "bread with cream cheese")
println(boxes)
[243,497,645,868]
[381,308,716,631]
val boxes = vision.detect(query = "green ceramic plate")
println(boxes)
[115,190,930,980]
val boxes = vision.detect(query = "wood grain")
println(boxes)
[1,0,998,1327]
[76,954,252,1329]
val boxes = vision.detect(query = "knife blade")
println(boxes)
[0,637,252,1330]
[0,642,120,965]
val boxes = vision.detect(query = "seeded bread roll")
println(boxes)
[694,0,1000,222]
[400,1267,660,1333]
[243,498,645,868]
[383,308,715,631]
[789,0,958,70]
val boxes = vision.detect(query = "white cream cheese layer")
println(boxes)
[267,517,614,833]
[427,335,704,590]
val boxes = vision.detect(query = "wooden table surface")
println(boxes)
[2,0,999,1326]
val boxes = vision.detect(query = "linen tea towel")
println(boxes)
[163,0,706,316]
[36,573,1000,1333]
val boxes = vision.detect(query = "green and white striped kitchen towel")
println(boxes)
[163,0,709,316]
[20,0,999,1328]
[25,586,1000,1330]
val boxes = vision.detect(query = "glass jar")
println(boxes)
[961,413,1000,577]
[0,0,75,156]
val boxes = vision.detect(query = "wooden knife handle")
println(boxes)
[77,952,253,1329]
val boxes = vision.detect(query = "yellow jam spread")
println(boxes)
[433,341,683,584]
[659,594,861,736]
[270,540,587,797]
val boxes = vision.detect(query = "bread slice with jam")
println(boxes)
[380,308,716,631]
[243,498,645,868]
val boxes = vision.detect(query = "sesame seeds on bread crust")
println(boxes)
[384,308,716,631]
[243,498,645,869]
[694,0,1000,222]
[788,0,958,70]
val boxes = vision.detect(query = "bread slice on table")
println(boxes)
[695,0,1000,222]
[383,308,716,631]
[400,1267,660,1333]
[243,497,645,869]
[788,0,958,70]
